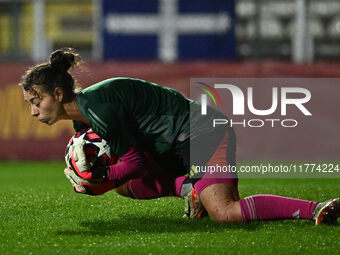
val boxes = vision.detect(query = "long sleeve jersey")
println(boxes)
[73,77,225,176]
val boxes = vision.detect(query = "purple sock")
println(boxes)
[239,195,318,221]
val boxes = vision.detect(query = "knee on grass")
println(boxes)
[208,201,242,223]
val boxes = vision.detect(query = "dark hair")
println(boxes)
[19,48,81,102]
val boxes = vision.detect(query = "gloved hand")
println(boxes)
[68,140,91,172]
[64,168,115,195]
[68,141,110,180]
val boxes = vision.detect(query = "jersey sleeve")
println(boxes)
[76,86,138,158]
[96,102,137,158]
[107,146,145,186]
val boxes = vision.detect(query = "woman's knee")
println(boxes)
[207,201,242,223]
[199,183,242,223]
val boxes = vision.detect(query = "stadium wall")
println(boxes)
[0,61,339,161]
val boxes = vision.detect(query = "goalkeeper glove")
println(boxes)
[67,140,90,172]
[68,141,110,181]
[64,168,115,195]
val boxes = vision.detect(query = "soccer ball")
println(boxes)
[65,128,117,174]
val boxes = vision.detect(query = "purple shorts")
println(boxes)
[127,126,238,199]
[127,172,238,199]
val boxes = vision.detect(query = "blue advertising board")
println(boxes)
[102,0,235,61]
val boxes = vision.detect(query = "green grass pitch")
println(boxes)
[0,162,339,255]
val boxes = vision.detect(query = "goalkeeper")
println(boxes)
[20,48,339,225]
[64,143,205,218]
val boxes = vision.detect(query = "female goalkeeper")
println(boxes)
[20,48,339,225]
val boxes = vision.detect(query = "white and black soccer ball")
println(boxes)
[65,128,117,171]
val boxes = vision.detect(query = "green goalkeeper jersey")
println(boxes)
[73,77,224,159]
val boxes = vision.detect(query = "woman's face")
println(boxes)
[23,87,64,125]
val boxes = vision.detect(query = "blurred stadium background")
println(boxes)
[0,0,339,161]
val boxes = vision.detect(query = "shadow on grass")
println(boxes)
[56,214,263,236]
